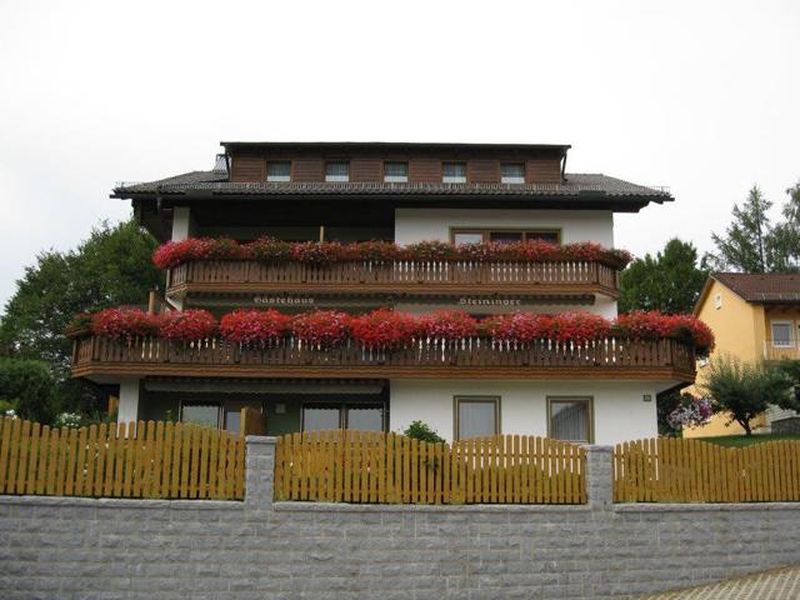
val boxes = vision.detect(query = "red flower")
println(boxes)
[245,237,292,262]
[546,312,612,343]
[419,310,478,339]
[402,240,456,261]
[482,313,552,342]
[291,242,349,264]
[290,310,351,346]
[350,309,421,349]
[219,309,290,344]
[159,310,218,341]
[91,307,160,340]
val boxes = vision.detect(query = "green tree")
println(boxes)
[767,182,800,272]
[705,186,773,273]
[0,218,162,416]
[619,238,708,314]
[702,356,795,435]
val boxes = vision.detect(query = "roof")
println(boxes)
[112,170,672,201]
[220,141,572,153]
[697,273,800,311]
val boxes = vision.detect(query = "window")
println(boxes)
[501,163,525,184]
[302,403,386,432]
[267,161,291,182]
[325,161,349,182]
[442,162,467,184]
[771,322,793,347]
[452,228,561,245]
[455,396,500,440]
[180,400,263,432]
[384,162,408,183]
[548,397,593,443]
[180,403,220,428]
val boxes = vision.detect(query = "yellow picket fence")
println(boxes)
[0,417,245,500]
[614,438,800,503]
[274,431,586,504]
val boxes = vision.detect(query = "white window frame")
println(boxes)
[442,162,467,184]
[325,161,350,183]
[383,162,408,183]
[267,161,291,182]
[771,320,794,348]
[500,163,525,184]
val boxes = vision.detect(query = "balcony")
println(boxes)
[166,259,620,300]
[72,335,696,382]
[763,340,800,362]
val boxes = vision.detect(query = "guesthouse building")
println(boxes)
[69,141,702,444]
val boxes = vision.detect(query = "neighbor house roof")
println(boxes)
[696,273,800,313]
[112,170,671,201]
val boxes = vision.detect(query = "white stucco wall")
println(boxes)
[394,208,615,247]
[389,379,660,445]
[117,379,141,424]
[171,207,197,241]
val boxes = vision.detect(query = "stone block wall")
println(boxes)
[0,437,798,600]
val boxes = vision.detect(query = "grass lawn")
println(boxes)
[701,433,800,447]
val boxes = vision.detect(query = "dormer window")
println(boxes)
[501,163,525,184]
[267,162,291,182]
[442,162,467,184]
[384,162,408,183]
[325,161,349,182]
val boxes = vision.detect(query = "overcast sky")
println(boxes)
[1,0,798,310]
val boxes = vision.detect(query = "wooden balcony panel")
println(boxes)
[72,336,696,382]
[167,259,620,298]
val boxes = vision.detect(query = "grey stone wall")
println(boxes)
[0,438,798,600]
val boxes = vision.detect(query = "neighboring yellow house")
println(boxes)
[684,273,800,438]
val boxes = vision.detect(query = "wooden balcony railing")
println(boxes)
[72,335,696,382]
[763,340,800,361]
[166,259,620,298]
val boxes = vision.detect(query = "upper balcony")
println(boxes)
[158,239,629,305]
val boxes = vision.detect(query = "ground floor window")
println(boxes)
[180,399,263,432]
[302,402,386,432]
[547,396,593,443]
[454,396,500,440]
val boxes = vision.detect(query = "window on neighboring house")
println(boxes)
[442,162,467,184]
[302,402,386,432]
[384,162,408,183]
[267,161,291,182]
[548,397,593,443]
[501,163,525,184]
[325,161,349,182]
[454,396,500,440]
[452,229,561,245]
[771,322,794,347]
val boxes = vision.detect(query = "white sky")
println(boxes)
[1,0,798,310]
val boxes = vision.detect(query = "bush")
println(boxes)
[403,420,445,444]
[0,358,57,424]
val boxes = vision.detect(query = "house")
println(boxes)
[69,141,698,445]
[684,272,800,437]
